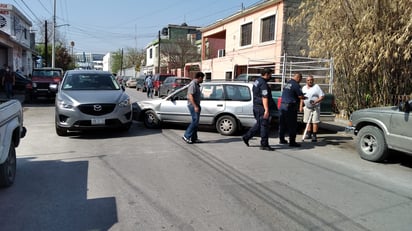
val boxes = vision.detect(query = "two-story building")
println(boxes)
[185,0,307,81]
[0,3,34,75]
[143,23,201,76]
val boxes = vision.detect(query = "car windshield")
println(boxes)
[32,70,62,77]
[62,73,120,90]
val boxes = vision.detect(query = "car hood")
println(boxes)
[355,106,398,113]
[59,90,127,104]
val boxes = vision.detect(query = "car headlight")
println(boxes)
[57,99,74,109]
[119,98,131,107]
[32,82,37,88]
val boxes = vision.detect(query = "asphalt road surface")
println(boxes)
[1,88,411,231]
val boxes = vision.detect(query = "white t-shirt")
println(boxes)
[302,84,324,109]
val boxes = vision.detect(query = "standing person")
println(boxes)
[182,72,205,144]
[301,75,324,142]
[2,66,15,99]
[278,72,305,147]
[242,68,276,151]
[145,75,153,98]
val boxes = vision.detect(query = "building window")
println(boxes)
[149,48,152,59]
[261,15,276,43]
[240,22,252,46]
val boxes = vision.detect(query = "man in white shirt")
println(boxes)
[300,75,325,142]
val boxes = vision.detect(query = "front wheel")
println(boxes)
[0,143,16,187]
[144,110,161,129]
[357,125,388,162]
[216,115,237,136]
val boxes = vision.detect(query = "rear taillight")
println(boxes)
[25,83,33,89]
[172,83,178,88]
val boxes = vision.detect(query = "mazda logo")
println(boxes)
[93,105,102,111]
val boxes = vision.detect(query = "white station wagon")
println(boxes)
[136,82,255,135]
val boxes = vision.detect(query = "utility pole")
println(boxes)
[45,21,48,67]
[158,30,161,74]
[51,0,56,68]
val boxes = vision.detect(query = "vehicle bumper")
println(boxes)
[345,126,356,134]
[56,106,132,130]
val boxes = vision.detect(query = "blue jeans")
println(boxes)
[184,104,201,141]
[243,107,271,146]
[147,87,153,98]
[4,83,13,98]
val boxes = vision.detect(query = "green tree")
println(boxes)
[160,37,200,71]
[289,0,412,116]
[111,49,123,74]
[124,47,146,72]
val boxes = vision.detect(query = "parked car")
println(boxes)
[234,73,261,82]
[136,82,255,135]
[55,70,133,136]
[30,67,64,99]
[152,74,176,96]
[13,72,34,102]
[125,76,137,88]
[135,75,148,92]
[346,99,412,162]
[158,76,191,98]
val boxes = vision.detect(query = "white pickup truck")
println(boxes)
[0,99,26,187]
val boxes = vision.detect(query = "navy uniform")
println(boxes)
[279,73,304,147]
[242,69,276,150]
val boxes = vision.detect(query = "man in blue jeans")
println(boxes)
[182,72,205,144]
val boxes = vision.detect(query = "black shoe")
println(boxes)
[311,134,317,142]
[304,133,312,140]
[289,142,301,147]
[242,136,249,147]
[182,136,193,144]
[260,146,275,151]
[279,139,288,144]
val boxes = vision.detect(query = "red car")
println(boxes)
[30,67,64,99]
[152,74,176,96]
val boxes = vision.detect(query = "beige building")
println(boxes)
[186,0,307,81]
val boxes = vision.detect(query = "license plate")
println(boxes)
[91,118,105,125]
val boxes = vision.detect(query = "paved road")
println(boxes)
[0,88,411,231]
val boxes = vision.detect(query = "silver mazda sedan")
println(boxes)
[55,70,132,136]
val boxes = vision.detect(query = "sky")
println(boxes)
[5,0,262,54]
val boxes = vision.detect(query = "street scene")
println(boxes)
[0,0,411,230]
[0,89,411,230]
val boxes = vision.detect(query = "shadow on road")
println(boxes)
[0,157,118,230]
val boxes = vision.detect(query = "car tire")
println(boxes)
[0,142,16,188]
[357,125,388,162]
[56,124,69,136]
[216,115,237,136]
[144,110,161,129]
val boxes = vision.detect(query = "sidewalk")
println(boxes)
[0,92,26,104]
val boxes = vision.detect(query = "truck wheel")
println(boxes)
[144,110,161,129]
[216,115,237,136]
[0,143,16,187]
[357,125,388,162]
[56,124,69,136]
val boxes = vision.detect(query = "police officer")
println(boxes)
[242,68,276,151]
[278,72,305,147]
